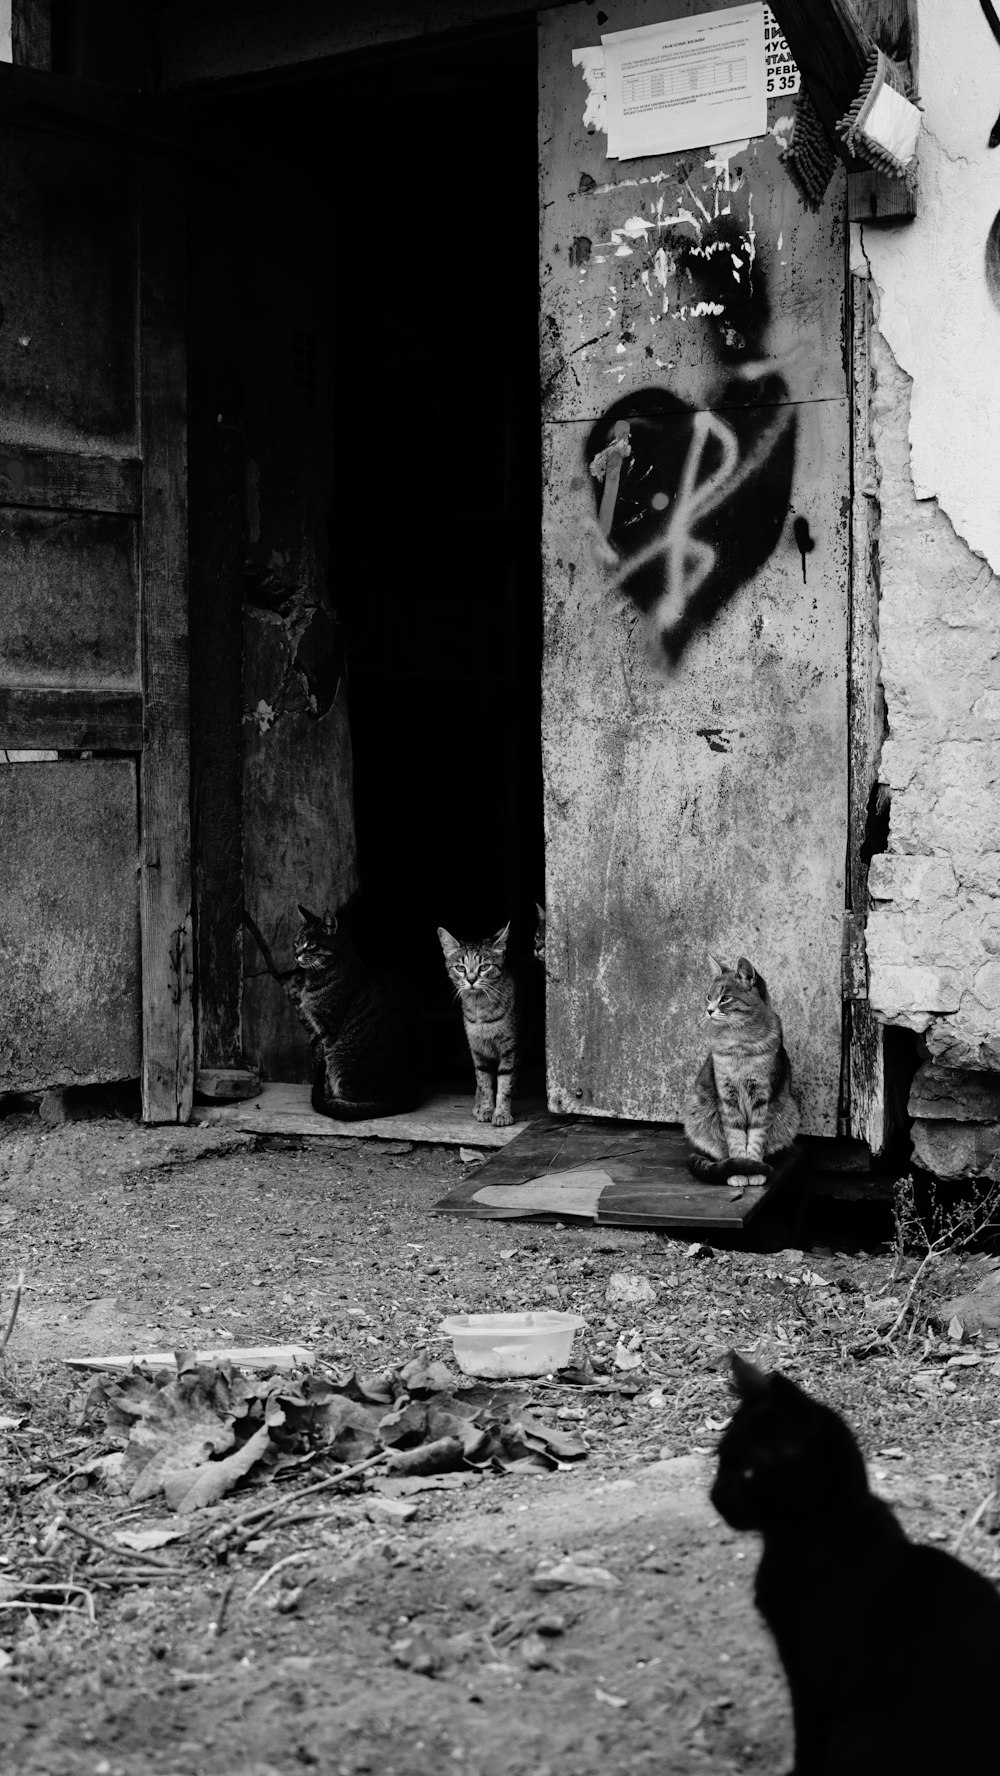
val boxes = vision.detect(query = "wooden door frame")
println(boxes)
[0,61,194,1122]
[138,149,194,1124]
[845,263,886,1154]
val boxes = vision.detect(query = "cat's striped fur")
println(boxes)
[288,904,418,1120]
[438,922,519,1127]
[685,954,799,1187]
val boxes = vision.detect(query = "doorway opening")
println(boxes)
[188,25,544,1094]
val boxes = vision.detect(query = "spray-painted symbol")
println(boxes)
[587,381,796,664]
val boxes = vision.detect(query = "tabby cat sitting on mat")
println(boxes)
[712,1353,1000,1775]
[245,902,419,1121]
[685,953,799,1188]
[438,922,520,1127]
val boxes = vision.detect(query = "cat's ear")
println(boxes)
[535,902,545,922]
[437,926,461,959]
[321,908,338,934]
[735,957,757,988]
[492,921,511,956]
[297,903,318,923]
[729,1351,769,1400]
[708,952,725,978]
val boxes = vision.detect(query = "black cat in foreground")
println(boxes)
[712,1353,1000,1775]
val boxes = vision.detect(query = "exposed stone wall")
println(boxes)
[857,0,1000,1179]
[864,330,1000,1177]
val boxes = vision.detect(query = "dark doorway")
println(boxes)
[332,29,543,1075]
[188,25,543,1086]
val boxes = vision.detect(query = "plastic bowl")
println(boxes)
[439,1311,587,1379]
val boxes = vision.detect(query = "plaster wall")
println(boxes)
[862,0,1000,1177]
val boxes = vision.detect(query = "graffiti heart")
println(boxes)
[585,377,796,665]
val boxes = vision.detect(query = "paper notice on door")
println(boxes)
[763,4,800,97]
[602,4,767,161]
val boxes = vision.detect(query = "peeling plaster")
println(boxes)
[705,140,748,184]
[863,0,1000,575]
[572,46,607,136]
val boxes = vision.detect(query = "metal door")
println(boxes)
[539,0,850,1134]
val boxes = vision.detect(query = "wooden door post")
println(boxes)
[139,151,194,1122]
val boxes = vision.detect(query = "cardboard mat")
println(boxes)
[433,1115,804,1230]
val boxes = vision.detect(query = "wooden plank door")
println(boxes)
[0,67,192,1121]
[539,0,851,1135]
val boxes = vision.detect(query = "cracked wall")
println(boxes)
[862,2,1000,1176]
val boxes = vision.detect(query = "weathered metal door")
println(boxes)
[0,66,192,1120]
[540,0,849,1134]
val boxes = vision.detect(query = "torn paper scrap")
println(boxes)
[473,1167,614,1219]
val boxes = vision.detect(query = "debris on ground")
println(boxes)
[85,1350,591,1516]
[604,1272,657,1307]
[2,1115,1000,1776]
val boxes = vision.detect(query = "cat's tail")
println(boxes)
[311,1080,420,1121]
[687,1148,774,1183]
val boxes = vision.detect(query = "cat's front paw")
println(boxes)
[491,1107,514,1127]
[473,1103,495,1123]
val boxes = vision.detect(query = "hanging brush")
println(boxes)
[837,48,921,185]
[781,89,840,209]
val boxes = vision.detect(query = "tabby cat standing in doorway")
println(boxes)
[438,922,519,1127]
[685,953,799,1187]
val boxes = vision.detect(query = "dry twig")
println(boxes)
[0,1583,96,1624]
[951,1488,998,1559]
[0,1270,26,1366]
[243,1549,313,1605]
[202,1449,387,1556]
[59,1516,182,1572]
[207,1577,235,1637]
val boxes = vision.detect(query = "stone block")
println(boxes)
[867,853,957,905]
[910,1117,1000,1181]
[908,1062,1000,1123]
[937,1273,1000,1335]
[869,963,962,1017]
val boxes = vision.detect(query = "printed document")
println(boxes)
[603,4,767,160]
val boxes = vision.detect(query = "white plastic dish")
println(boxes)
[439,1311,587,1379]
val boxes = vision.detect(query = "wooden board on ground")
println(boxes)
[432,1116,804,1230]
[198,1081,546,1148]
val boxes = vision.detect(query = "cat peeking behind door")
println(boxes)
[685,953,799,1188]
[244,902,419,1121]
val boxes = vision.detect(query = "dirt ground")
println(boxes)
[1,1112,1000,1776]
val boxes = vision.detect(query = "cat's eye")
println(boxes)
[741,1464,756,1480]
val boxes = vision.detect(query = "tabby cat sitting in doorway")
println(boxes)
[685,953,799,1187]
[245,902,418,1120]
[711,1353,1000,1774]
[438,922,519,1127]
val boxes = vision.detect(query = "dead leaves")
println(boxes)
[90,1351,590,1513]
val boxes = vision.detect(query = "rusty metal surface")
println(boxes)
[539,0,849,1134]
[0,126,137,451]
[0,760,141,1090]
[0,510,138,686]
